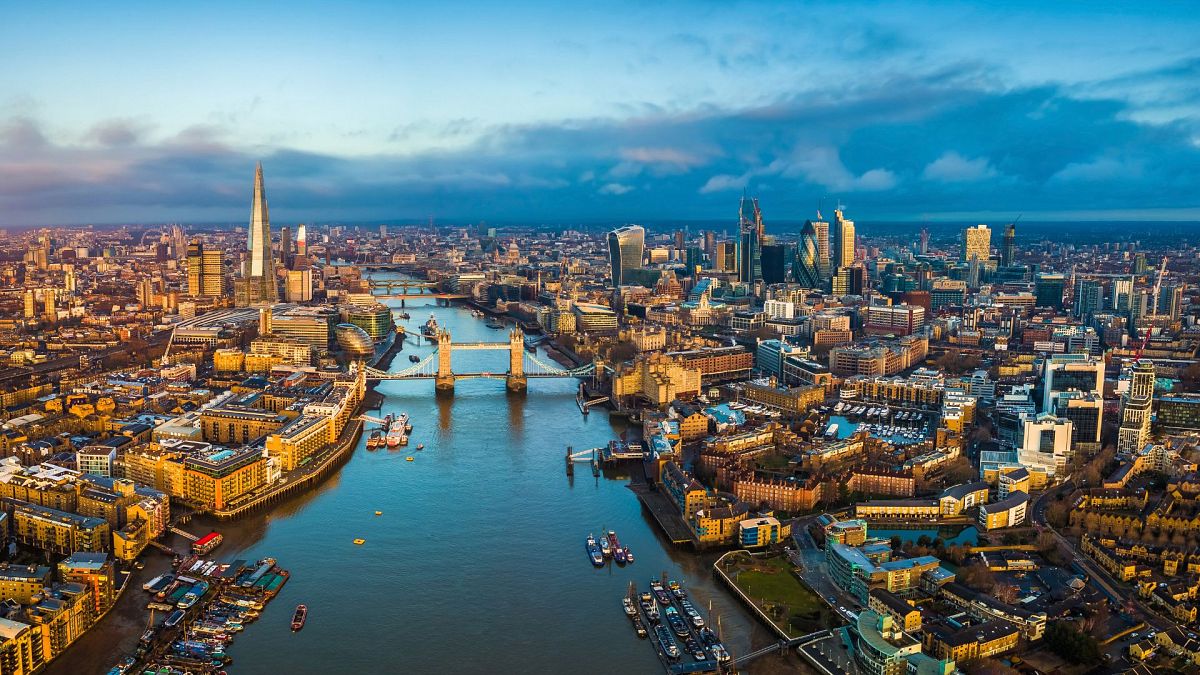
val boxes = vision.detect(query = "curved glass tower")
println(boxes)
[795,220,822,287]
[607,225,645,287]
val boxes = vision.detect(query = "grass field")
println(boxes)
[724,552,827,634]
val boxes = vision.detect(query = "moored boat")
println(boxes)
[421,314,440,337]
[608,531,625,564]
[623,546,634,563]
[291,604,307,631]
[585,534,604,567]
[599,535,612,558]
[385,414,410,447]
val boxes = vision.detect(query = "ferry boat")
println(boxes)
[192,532,223,555]
[421,315,440,338]
[291,605,307,631]
[385,414,410,447]
[585,534,605,567]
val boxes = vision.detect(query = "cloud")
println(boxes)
[921,151,998,183]
[598,182,634,195]
[1,68,1199,225]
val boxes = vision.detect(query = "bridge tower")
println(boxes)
[507,327,527,393]
[435,329,455,393]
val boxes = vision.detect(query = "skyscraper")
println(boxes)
[760,244,787,284]
[296,223,308,259]
[918,227,929,255]
[737,195,762,283]
[810,215,831,281]
[1073,278,1103,320]
[186,239,224,298]
[1117,361,1155,451]
[280,225,292,269]
[607,224,645,287]
[963,224,991,263]
[1001,222,1016,267]
[246,162,278,305]
[832,209,854,270]
[795,221,822,288]
[1034,273,1065,309]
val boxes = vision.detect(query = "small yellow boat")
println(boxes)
[374,511,383,516]
[353,538,366,545]
[406,456,414,462]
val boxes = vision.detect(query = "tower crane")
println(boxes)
[1133,256,1169,363]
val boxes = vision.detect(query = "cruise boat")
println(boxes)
[421,315,440,338]
[291,605,307,631]
[385,414,410,447]
[586,534,605,567]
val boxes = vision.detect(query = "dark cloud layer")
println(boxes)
[1,65,1198,226]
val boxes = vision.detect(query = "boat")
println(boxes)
[396,311,410,320]
[408,354,420,363]
[374,511,382,516]
[164,609,185,628]
[599,535,612,558]
[669,580,685,599]
[353,538,366,545]
[416,444,424,450]
[632,615,648,638]
[655,625,681,659]
[405,457,414,462]
[192,532,222,555]
[385,414,410,447]
[585,534,605,567]
[608,531,625,564]
[421,314,440,337]
[623,547,634,563]
[485,318,504,329]
[367,431,383,449]
[143,573,173,592]
[291,605,307,631]
[622,597,637,617]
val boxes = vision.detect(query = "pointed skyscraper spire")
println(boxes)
[247,161,278,304]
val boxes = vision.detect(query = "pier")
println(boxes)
[633,484,697,546]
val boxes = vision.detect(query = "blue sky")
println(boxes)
[1,0,1199,225]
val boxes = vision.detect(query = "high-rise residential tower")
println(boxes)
[795,221,822,288]
[246,162,278,305]
[1117,361,1155,451]
[963,224,991,263]
[607,225,645,287]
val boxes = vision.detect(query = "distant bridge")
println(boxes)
[366,279,467,301]
[363,326,599,394]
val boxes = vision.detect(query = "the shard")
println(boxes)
[247,162,278,304]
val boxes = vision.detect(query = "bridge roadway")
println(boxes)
[371,293,468,300]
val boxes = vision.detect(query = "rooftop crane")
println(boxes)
[1133,255,1169,363]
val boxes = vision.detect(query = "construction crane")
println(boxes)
[1133,255,1169,363]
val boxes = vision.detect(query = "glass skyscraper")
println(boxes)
[607,225,645,287]
[795,221,822,287]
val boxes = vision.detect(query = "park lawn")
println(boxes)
[731,554,823,621]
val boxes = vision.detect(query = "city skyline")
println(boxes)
[1,1,1199,225]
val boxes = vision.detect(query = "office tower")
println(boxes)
[1111,277,1133,312]
[794,221,822,287]
[760,244,787,284]
[1158,283,1183,320]
[962,224,991,263]
[23,290,34,319]
[674,230,685,251]
[63,265,76,294]
[43,289,55,321]
[737,195,762,283]
[296,223,308,259]
[280,226,292,268]
[1001,222,1016,267]
[246,162,278,305]
[808,216,831,281]
[832,209,854,270]
[703,231,716,262]
[1055,392,1104,457]
[918,227,929,255]
[1073,278,1103,320]
[1034,273,1065,309]
[186,240,224,297]
[1018,414,1074,477]
[685,246,704,276]
[1040,353,1104,413]
[1117,361,1155,451]
[607,224,645,287]
[380,224,389,238]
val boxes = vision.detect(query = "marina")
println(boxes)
[630,578,736,674]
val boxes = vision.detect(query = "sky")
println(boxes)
[2,0,1199,226]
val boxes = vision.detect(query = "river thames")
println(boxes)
[52,293,805,674]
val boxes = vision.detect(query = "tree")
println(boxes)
[958,563,996,592]
[966,659,1020,675]
[1044,621,1102,665]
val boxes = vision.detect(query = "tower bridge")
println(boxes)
[362,327,601,394]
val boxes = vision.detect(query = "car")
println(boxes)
[826,596,837,603]
[1130,632,1139,639]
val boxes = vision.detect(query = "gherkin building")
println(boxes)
[794,221,822,287]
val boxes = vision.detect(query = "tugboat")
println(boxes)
[291,605,307,631]
[585,534,605,567]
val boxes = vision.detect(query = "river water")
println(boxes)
[55,292,795,674]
